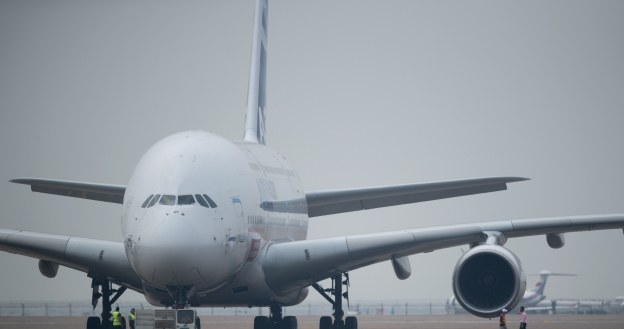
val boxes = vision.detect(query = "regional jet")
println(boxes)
[1,1,624,329]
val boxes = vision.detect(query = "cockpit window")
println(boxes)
[159,194,176,205]
[203,194,218,208]
[143,193,216,208]
[141,194,154,208]
[178,195,195,205]
[147,194,161,208]
[195,194,210,208]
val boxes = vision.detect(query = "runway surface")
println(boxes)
[1,314,623,329]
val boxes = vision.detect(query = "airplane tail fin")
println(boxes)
[244,0,268,145]
[529,270,576,295]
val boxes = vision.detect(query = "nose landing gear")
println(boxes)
[169,285,195,309]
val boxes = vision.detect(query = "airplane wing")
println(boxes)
[262,214,624,294]
[0,229,141,291]
[10,178,126,204]
[305,176,528,217]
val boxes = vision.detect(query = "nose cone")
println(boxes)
[130,211,228,290]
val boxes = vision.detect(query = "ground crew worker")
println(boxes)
[129,308,136,329]
[499,308,508,329]
[111,306,123,329]
[519,306,527,329]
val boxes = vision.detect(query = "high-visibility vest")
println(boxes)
[111,311,122,326]
[499,314,506,327]
[129,312,136,321]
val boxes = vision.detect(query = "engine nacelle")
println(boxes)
[452,244,526,318]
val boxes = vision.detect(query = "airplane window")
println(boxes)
[178,195,195,205]
[141,194,154,208]
[203,194,218,208]
[147,194,161,208]
[159,194,176,206]
[195,194,210,208]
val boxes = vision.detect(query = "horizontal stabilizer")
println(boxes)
[305,176,528,217]
[11,178,126,204]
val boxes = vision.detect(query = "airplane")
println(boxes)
[1,1,624,329]
[612,297,624,313]
[521,271,576,308]
[446,270,576,313]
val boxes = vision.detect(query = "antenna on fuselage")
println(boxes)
[244,0,268,145]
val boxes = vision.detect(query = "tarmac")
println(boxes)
[1,314,623,329]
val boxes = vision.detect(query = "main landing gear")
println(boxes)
[253,273,356,329]
[311,273,357,329]
[253,304,298,329]
[87,279,127,329]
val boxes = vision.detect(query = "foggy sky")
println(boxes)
[1,1,623,304]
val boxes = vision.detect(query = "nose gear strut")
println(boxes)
[167,285,196,309]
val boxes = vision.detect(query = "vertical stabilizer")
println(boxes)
[530,270,577,296]
[244,0,268,144]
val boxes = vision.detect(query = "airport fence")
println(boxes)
[0,300,450,317]
[3,300,619,317]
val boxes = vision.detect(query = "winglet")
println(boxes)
[244,0,269,144]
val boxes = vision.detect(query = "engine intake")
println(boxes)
[452,244,526,318]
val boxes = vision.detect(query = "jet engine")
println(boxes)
[452,244,526,318]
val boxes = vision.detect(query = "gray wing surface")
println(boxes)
[305,177,528,217]
[0,229,141,291]
[11,178,126,204]
[262,214,624,294]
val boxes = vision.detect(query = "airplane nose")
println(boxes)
[131,211,226,289]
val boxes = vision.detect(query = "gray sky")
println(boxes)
[1,1,623,304]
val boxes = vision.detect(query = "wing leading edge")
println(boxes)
[262,214,624,295]
[0,229,141,291]
[305,176,528,217]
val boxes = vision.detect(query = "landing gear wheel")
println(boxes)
[281,316,297,329]
[345,316,357,329]
[254,316,269,329]
[319,316,332,329]
[313,274,357,329]
[86,316,101,329]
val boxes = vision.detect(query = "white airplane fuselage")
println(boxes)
[121,131,309,306]
[521,291,546,307]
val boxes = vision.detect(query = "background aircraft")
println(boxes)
[522,271,577,308]
[1,1,624,329]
